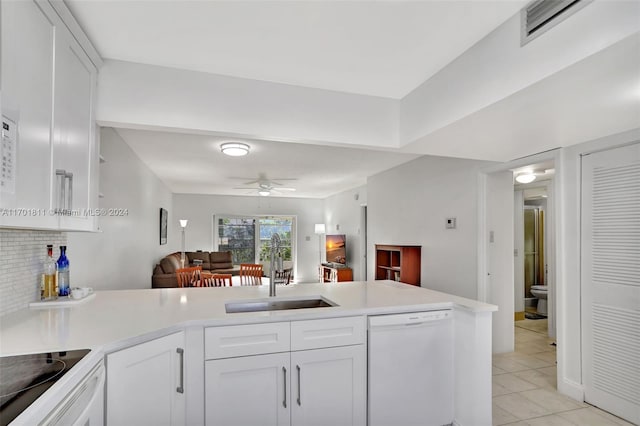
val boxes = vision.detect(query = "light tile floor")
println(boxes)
[492,320,634,426]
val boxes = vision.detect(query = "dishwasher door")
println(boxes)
[368,311,453,426]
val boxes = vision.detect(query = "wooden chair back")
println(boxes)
[202,273,233,287]
[274,267,293,285]
[176,266,202,288]
[239,264,263,286]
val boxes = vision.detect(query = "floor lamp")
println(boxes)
[180,219,188,268]
[315,224,325,282]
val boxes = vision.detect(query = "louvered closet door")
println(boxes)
[581,142,640,424]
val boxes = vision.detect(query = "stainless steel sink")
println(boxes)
[225,297,337,313]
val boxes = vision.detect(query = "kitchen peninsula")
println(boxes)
[0,281,496,426]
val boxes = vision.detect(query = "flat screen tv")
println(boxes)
[326,234,347,265]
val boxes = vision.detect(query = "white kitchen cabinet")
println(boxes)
[205,352,291,426]
[52,25,98,231]
[0,0,57,229]
[0,0,99,231]
[204,318,366,426]
[291,345,366,426]
[106,332,186,426]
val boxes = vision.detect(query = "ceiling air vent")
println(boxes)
[521,0,591,45]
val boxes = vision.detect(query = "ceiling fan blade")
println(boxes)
[270,179,298,186]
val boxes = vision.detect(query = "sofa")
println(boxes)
[152,251,240,288]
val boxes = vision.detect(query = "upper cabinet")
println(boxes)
[0,0,100,231]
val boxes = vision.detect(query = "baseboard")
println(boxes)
[558,377,584,402]
[514,311,525,321]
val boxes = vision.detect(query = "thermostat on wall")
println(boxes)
[446,218,456,229]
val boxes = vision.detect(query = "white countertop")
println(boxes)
[0,280,496,357]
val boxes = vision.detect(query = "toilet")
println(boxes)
[530,285,548,316]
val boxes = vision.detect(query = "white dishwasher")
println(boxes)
[368,310,453,426]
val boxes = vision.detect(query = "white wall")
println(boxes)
[399,1,639,146]
[367,155,493,299]
[172,194,323,283]
[323,185,367,281]
[97,60,398,149]
[486,171,515,354]
[67,128,174,290]
[556,127,640,400]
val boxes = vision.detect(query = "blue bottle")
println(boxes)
[57,246,70,296]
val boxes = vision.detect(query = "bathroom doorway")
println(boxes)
[513,164,556,341]
[524,203,546,316]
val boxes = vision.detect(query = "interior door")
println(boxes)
[581,142,639,424]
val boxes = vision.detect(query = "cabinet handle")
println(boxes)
[282,366,287,408]
[55,170,66,215]
[65,172,73,213]
[296,364,301,406]
[176,348,184,394]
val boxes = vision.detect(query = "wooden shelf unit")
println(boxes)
[320,264,353,283]
[375,244,421,286]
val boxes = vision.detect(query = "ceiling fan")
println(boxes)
[232,174,297,196]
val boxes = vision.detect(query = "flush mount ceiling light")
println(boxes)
[258,190,270,196]
[515,172,537,184]
[221,142,250,157]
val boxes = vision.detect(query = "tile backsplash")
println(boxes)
[0,229,67,316]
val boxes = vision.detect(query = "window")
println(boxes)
[258,217,293,262]
[217,217,256,264]
[216,216,296,271]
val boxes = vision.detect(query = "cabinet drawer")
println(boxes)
[291,316,365,351]
[205,322,290,359]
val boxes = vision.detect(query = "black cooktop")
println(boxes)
[0,349,90,426]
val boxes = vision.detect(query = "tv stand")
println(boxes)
[319,264,353,283]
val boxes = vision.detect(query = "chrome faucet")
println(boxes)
[269,233,283,297]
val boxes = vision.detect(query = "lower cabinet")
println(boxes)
[204,318,366,426]
[290,345,366,426]
[205,352,290,426]
[106,331,186,426]
[205,345,365,426]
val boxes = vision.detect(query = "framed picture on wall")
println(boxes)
[159,208,168,245]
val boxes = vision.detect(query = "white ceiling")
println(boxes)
[116,128,420,198]
[67,1,638,199]
[66,0,527,99]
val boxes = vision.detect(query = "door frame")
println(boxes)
[477,149,561,351]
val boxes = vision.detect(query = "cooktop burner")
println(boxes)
[0,349,90,426]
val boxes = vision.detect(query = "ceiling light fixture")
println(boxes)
[515,173,536,184]
[221,142,250,157]
[258,190,270,197]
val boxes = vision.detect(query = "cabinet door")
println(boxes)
[205,352,290,426]
[52,27,97,231]
[0,0,57,229]
[291,345,366,426]
[106,332,186,426]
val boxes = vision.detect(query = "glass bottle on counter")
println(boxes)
[57,246,70,297]
[42,245,57,300]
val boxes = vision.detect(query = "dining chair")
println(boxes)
[175,266,202,288]
[274,267,293,285]
[202,273,233,287]
[239,264,263,286]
